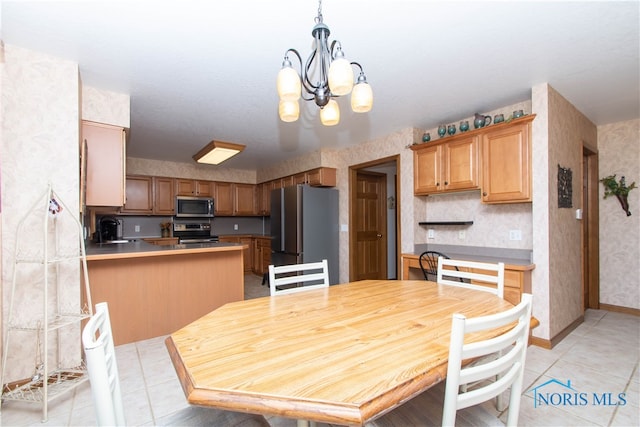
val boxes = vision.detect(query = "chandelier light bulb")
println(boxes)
[351,81,373,113]
[328,48,354,96]
[279,100,300,122]
[320,99,340,126]
[277,61,301,102]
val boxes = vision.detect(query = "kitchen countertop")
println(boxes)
[85,239,246,261]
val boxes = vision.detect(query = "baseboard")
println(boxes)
[529,315,584,350]
[599,303,640,316]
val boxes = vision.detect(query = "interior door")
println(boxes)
[353,171,387,281]
[582,147,600,309]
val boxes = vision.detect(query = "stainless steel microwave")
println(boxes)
[175,196,214,218]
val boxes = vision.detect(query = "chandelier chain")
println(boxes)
[316,0,323,24]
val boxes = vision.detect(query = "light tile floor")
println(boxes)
[1,275,638,426]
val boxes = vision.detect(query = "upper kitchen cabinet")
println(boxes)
[481,115,534,203]
[307,167,337,187]
[234,183,257,216]
[412,135,479,195]
[215,182,258,216]
[214,182,234,216]
[121,175,153,214]
[153,177,176,215]
[121,175,176,215]
[256,182,273,216]
[175,179,213,197]
[82,121,126,206]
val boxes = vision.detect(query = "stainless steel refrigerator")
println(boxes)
[270,185,339,284]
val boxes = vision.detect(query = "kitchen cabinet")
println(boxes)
[256,181,274,216]
[219,235,253,271]
[175,179,213,197]
[253,236,272,275]
[143,237,179,245]
[413,135,479,195]
[307,167,337,187]
[285,167,337,187]
[234,183,257,216]
[215,182,258,216]
[121,175,153,214]
[82,121,126,207]
[120,175,174,216]
[214,182,234,215]
[481,116,533,203]
[153,177,175,215]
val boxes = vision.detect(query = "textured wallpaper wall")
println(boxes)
[546,85,598,337]
[598,118,640,310]
[1,45,81,382]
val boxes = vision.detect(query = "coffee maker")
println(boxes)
[95,216,121,242]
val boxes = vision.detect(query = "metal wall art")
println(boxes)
[558,164,573,208]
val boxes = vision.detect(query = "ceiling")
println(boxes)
[2,1,639,171]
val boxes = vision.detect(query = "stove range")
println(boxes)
[172,220,218,244]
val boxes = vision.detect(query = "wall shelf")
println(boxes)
[418,221,473,226]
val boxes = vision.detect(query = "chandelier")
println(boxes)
[277,0,373,126]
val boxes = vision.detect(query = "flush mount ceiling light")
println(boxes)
[277,0,373,126]
[193,140,245,165]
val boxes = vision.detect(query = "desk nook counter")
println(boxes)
[85,240,247,345]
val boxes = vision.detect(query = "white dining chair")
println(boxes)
[82,302,125,426]
[367,293,533,427]
[268,259,329,296]
[437,257,505,298]
[82,302,270,426]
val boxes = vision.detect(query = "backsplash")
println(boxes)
[417,190,533,250]
[118,215,268,239]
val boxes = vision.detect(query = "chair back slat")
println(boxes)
[82,302,125,426]
[443,293,533,427]
[437,257,505,298]
[268,259,330,296]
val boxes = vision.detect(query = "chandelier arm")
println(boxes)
[329,40,341,59]
[303,48,320,92]
[350,61,364,73]
[285,48,316,96]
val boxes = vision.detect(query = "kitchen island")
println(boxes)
[85,240,246,345]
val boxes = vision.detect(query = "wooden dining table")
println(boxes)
[165,279,514,426]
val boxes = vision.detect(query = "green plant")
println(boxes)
[600,175,636,216]
[600,175,636,197]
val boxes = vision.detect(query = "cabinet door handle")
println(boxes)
[444,181,448,185]
[483,192,488,196]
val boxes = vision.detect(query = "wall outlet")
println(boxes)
[458,230,465,240]
[428,229,435,239]
[135,225,140,232]
[234,224,238,231]
[509,229,522,241]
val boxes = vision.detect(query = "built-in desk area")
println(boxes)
[402,245,534,305]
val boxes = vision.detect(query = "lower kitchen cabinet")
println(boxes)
[143,237,179,245]
[400,253,533,306]
[219,236,253,271]
[253,237,272,275]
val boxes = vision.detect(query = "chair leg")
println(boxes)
[262,273,268,285]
